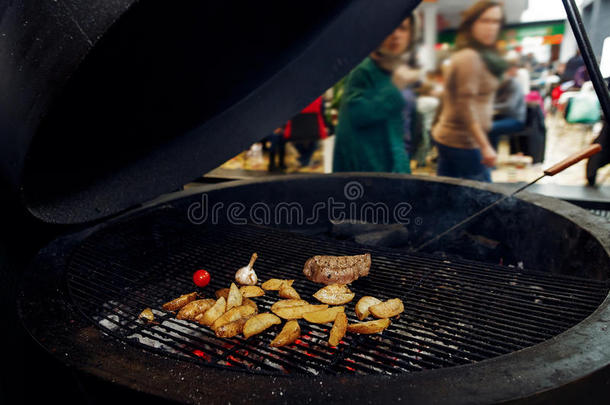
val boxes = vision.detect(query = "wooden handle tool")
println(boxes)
[544,144,602,176]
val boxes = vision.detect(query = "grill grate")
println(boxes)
[65,210,609,376]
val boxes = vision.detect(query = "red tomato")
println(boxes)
[193,269,210,287]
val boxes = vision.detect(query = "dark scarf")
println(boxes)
[478,48,508,79]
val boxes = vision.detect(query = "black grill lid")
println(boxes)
[0,0,419,224]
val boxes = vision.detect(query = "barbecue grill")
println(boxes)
[16,174,610,404]
[2,0,610,404]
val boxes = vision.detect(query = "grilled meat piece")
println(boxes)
[303,254,371,284]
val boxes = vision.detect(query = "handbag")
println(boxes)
[566,92,601,124]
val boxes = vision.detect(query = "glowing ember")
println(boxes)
[294,339,309,347]
[192,349,211,361]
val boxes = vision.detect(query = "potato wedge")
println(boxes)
[279,284,301,300]
[270,299,309,312]
[243,313,282,338]
[355,296,383,320]
[239,285,265,298]
[242,297,258,313]
[312,284,355,305]
[227,283,243,311]
[346,318,391,334]
[328,312,347,346]
[162,292,198,311]
[273,304,328,320]
[138,308,155,323]
[303,306,345,324]
[176,298,216,321]
[369,298,404,319]
[215,288,230,299]
[261,279,295,291]
[198,297,226,326]
[270,320,301,347]
[211,305,256,331]
[215,316,252,338]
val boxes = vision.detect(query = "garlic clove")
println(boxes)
[235,253,258,285]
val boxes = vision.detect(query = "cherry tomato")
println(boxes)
[193,269,210,287]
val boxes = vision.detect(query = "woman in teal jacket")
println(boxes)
[333,14,418,173]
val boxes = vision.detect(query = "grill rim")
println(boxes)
[18,174,610,404]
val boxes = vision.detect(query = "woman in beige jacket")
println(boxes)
[432,1,506,182]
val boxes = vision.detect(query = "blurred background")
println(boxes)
[199,0,610,196]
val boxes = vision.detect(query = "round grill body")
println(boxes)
[19,174,610,404]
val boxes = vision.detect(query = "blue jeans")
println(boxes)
[436,142,492,183]
[489,118,525,150]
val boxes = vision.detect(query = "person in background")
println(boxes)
[573,65,590,88]
[267,127,286,172]
[488,60,526,151]
[524,52,539,72]
[283,96,327,168]
[401,84,418,161]
[506,50,530,95]
[400,13,422,165]
[562,49,585,84]
[516,62,530,95]
[431,0,506,182]
[333,13,419,173]
[413,70,443,167]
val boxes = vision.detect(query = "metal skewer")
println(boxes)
[414,144,602,253]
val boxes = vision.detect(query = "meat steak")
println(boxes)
[303,254,371,284]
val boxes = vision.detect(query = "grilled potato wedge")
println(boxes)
[270,320,301,347]
[162,292,198,311]
[279,284,301,300]
[369,298,404,319]
[215,316,252,338]
[303,306,345,324]
[227,283,243,311]
[211,305,256,331]
[242,297,258,313]
[138,308,155,323]
[215,288,230,299]
[261,279,295,291]
[198,297,227,326]
[273,304,328,320]
[355,296,383,320]
[312,284,355,305]
[346,318,391,334]
[243,313,282,338]
[270,299,309,312]
[239,285,265,298]
[177,299,216,321]
[328,312,347,346]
